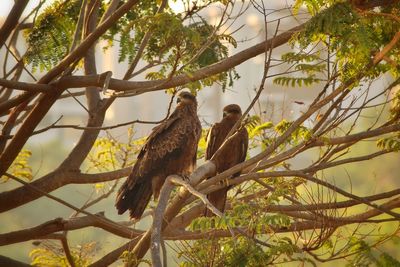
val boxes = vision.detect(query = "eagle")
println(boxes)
[116,91,202,219]
[204,104,248,216]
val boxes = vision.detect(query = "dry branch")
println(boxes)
[0,168,130,213]
[0,0,29,50]
[0,213,141,246]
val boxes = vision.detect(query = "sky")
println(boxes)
[0,0,188,22]
[1,0,44,19]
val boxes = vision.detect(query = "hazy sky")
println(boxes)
[1,0,43,19]
[0,0,188,21]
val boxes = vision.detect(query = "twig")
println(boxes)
[3,173,142,239]
[4,173,95,217]
[124,0,168,80]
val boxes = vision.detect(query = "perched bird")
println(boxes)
[204,104,248,216]
[116,91,202,219]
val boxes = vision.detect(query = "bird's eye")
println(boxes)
[223,111,227,117]
[177,98,181,103]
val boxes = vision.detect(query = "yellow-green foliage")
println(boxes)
[197,129,209,159]
[120,251,151,266]
[247,116,312,152]
[24,0,81,72]
[1,149,32,182]
[30,242,95,267]
[85,128,146,172]
[390,88,400,121]
[377,135,400,151]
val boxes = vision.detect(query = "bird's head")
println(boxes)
[176,91,197,106]
[223,104,242,118]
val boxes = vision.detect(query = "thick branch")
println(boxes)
[0,0,139,177]
[88,237,141,267]
[0,213,141,246]
[0,255,31,267]
[0,167,130,213]
[59,0,104,170]
[0,0,29,49]
[0,78,51,92]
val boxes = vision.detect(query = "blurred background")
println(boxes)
[1,0,399,265]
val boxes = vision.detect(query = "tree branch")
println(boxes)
[0,167,130,213]
[0,0,29,50]
[0,255,32,267]
[0,213,142,246]
[0,0,139,178]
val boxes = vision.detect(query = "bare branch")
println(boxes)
[0,213,142,246]
[0,167,130,212]
[0,255,31,267]
[0,0,29,49]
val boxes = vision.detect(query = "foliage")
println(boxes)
[30,242,96,267]
[294,2,400,82]
[120,250,152,266]
[276,1,400,89]
[84,128,145,193]
[197,129,209,159]
[2,0,400,266]
[377,135,400,151]
[178,235,305,266]
[85,127,144,172]
[24,0,239,90]
[116,11,239,90]
[345,239,400,267]
[247,116,312,151]
[1,149,32,182]
[390,86,400,121]
[182,175,308,265]
[273,51,325,88]
[24,0,82,72]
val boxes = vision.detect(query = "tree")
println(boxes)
[1,0,400,266]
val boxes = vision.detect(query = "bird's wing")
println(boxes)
[205,123,220,160]
[239,127,249,163]
[134,110,195,179]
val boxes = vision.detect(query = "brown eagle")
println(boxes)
[116,91,202,219]
[205,104,248,216]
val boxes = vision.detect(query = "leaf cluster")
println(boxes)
[248,117,312,151]
[178,234,304,266]
[1,149,32,182]
[295,2,400,83]
[120,250,151,266]
[273,52,325,88]
[345,238,400,267]
[24,0,82,72]
[377,135,400,152]
[30,242,96,267]
[24,0,239,90]
[85,128,145,172]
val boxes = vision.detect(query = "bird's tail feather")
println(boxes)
[115,180,153,220]
[205,188,228,217]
